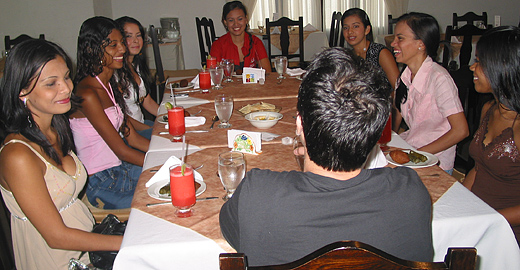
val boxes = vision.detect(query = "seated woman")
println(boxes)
[210,0,272,72]
[0,39,122,269]
[391,12,469,173]
[342,8,399,89]
[463,26,520,245]
[116,16,159,140]
[70,16,149,209]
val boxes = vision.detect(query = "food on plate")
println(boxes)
[408,150,428,164]
[389,150,410,164]
[254,115,276,121]
[159,181,201,196]
[179,79,189,87]
[238,102,277,115]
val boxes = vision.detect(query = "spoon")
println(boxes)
[210,115,219,129]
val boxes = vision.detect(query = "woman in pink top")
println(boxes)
[391,13,468,172]
[69,17,149,209]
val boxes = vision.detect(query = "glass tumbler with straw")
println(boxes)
[169,136,196,218]
[214,94,233,128]
[218,151,246,201]
[274,56,288,79]
[209,66,224,90]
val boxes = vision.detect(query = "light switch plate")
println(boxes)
[494,15,501,27]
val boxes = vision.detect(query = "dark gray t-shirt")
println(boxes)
[219,167,433,266]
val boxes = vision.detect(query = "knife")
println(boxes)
[159,130,208,135]
[146,197,219,207]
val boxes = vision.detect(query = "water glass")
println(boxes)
[222,59,234,82]
[209,67,224,90]
[258,21,265,34]
[274,56,288,79]
[218,151,246,201]
[215,94,233,128]
[170,164,196,217]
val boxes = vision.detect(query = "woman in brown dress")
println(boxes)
[464,26,520,245]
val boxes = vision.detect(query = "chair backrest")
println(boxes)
[453,12,489,29]
[329,11,344,47]
[265,16,305,68]
[220,241,477,270]
[5,34,45,51]
[442,24,488,68]
[196,17,217,68]
[149,25,165,103]
[388,15,399,35]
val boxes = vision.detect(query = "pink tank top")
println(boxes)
[70,76,124,174]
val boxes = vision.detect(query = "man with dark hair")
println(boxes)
[219,48,433,266]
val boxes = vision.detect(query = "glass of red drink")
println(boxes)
[199,71,211,91]
[170,164,196,218]
[168,107,185,142]
[207,57,217,69]
[378,114,392,151]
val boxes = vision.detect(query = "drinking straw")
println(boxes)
[181,135,186,164]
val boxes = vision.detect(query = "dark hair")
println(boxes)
[297,48,391,171]
[221,0,254,67]
[0,39,77,165]
[394,12,439,112]
[477,26,520,113]
[341,8,374,42]
[115,16,154,104]
[75,16,130,132]
[396,12,440,59]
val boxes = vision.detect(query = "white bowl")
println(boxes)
[245,112,283,129]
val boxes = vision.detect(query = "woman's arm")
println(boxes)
[78,88,145,166]
[259,58,272,72]
[379,49,400,90]
[418,112,469,154]
[127,115,152,132]
[124,120,149,153]
[0,144,122,252]
[462,167,476,189]
[142,94,159,116]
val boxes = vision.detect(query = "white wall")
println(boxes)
[408,0,520,32]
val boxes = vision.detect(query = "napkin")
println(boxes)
[190,74,214,89]
[286,68,306,77]
[227,129,262,155]
[242,67,266,84]
[271,26,281,34]
[146,156,183,187]
[261,132,280,142]
[165,116,206,129]
[303,23,317,32]
[363,145,388,169]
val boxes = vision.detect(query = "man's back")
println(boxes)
[219,167,433,266]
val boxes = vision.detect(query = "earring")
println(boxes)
[100,59,104,65]
[418,47,422,51]
[23,98,27,107]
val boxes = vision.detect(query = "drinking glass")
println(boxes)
[222,59,234,82]
[378,114,392,151]
[215,94,233,128]
[257,21,265,33]
[293,135,305,171]
[209,66,224,90]
[168,107,185,142]
[274,56,288,79]
[218,151,246,201]
[207,56,218,69]
[170,164,196,217]
[199,70,211,91]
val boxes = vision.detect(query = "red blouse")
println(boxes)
[210,32,268,70]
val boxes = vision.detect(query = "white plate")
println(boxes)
[147,172,206,201]
[157,114,168,124]
[385,150,439,168]
[166,82,194,90]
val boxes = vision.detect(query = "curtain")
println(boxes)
[250,0,320,29]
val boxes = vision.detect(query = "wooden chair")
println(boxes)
[196,17,217,68]
[149,25,166,103]
[4,34,45,51]
[220,241,477,270]
[329,11,344,47]
[266,16,305,68]
[388,15,399,35]
[442,24,488,68]
[452,12,491,29]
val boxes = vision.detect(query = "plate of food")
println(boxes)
[237,102,281,116]
[166,79,194,90]
[157,114,169,124]
[147,172,206,201]
[386,149,439,168]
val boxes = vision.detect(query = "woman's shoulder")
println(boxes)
[0,137,45,176]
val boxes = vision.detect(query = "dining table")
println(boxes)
[113,73,520,270]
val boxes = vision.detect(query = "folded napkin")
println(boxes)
[303,23,317,32]
[271,26,281,34]
[286,68,306,77]
[190,74,214,89]
[261,132,280,142]
[363,145,388,169]
[165,116,206,129]
[146,156,183,187]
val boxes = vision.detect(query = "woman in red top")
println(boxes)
[210,1,272,72]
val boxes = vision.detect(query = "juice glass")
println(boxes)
[199,71,211,91]
[207,57,217,69]
[168,107,185,142]
[378,114,392,151]
[170,164,196,217]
